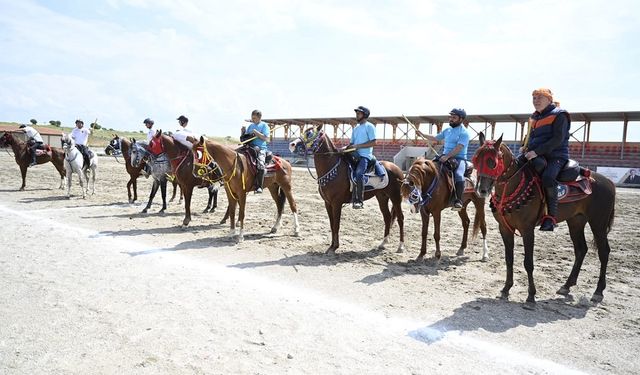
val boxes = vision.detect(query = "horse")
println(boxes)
[130,139,171,213]
[288,125,405,255]
[107,135,180,204]
[154,132,226,226]
[473,132,615,307]
[193,136,300,242]
[400,157,488,261]
[61,134,97,198]
[0,131,66,190]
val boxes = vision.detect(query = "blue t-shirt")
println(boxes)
[435,125,470,160]
[246,121,270,150]
[350,121,376,160]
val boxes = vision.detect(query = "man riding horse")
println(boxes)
[71,119,92,169]
[416,108,470,211]
[518,88,570,232]
[19,124,45,167]
[240,109,270,194]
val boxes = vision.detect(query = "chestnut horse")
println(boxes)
[473,132,615,307]
[400,157,488,261]
[289,125,405,255]
[107,135,179,204]
[193,136,300,242]
[0,131,65,190]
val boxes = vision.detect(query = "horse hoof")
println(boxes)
[415,255,424,262]
[434,252,441,260]
[396,244,405,253]
[456,248,465,256]
[591,293,604,303]
[325,248,336,256]
[499,291,509,300]
[293,231,300,237]
[481,255,489,262]
[182,219,190,226]
[522,301,537,310]
[141,210,148,214]
[556,286,570,296]
[270,227,278,234]
[219,219,227,225]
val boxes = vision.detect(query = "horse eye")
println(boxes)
[487,158,496,169]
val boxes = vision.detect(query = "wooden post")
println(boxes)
[621,116,628,159]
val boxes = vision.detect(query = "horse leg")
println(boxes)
[394,199,405,253]
[159,179,167,213]
[476,198,489,261]
[227,198,237,235]
[282,186,300,237]
[19,165,27,191]
[236,195,246,243]
[557,216,588,297]
[591,221,612,303]
[127,178,134,203]
[432,210,442,260]
[376,196,392,250]
[91,165,96,195]
[325,202,341,255]
[65,166,72,198]
[417,209,430,261]
[499,224,515,300]
[204,186,213,213]
[169,179,178,203]
[132,178,139,203]
[522,229,537,308]
[456,207,471,256]
[143,180,159,213]
[268,186,283,234]
[182,185,194,226]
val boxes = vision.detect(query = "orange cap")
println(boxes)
[532,88,553,101]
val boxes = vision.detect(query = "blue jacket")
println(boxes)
[525,104,570,159]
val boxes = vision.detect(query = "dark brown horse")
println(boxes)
[400,157,488,261]
[289,125,404,255]
[473,132,615,307]
[0,131,65,190]
[193,136,300,242]
[107,135,180,204]
[156,132,230,226]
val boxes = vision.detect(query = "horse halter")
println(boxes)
[193,144,224,183]
[472,141,506,180]
[300,129,324,154]
[403,165,440,207]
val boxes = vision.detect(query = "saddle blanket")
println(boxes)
[558,177,592,204]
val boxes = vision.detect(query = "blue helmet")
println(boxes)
[354,106,370,118]
[449,108,466,119]
[143,118,154,125]
[19,124,27,128]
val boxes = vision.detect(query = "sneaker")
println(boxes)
[452,200,463,211]
[352,202,364,209]
[29,161,37,167]
[255,187,263,194]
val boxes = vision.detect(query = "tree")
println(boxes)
[55,121,62,127]
[49,120,61,127]
[30,119,37,125]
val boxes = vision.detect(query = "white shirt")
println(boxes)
[23,126,44,143]
[173,126,195,149]
[71,127,91,146]
[147,128,155,142]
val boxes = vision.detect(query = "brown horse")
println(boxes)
[473,132,615,307]
[0,131,65,190]
[288,125,405,255]
[400,157,488,261]
[193,136,300,242]
[107,135,180,204]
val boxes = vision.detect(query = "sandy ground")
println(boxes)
[0,152,639,375]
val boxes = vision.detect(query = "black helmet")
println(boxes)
[19,124,26,128]
[143,118,154,125]
[354,106,370,118]
[449,108,466,119]
[75,119,84,125]
[176,115,188,123]
[251,109,262,118]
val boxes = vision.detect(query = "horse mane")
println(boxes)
[407,157,438,186]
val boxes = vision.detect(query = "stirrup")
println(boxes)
[352,201,364,209]
[539,215,557,231]
[254,187,263,194]
[451,200,463,211]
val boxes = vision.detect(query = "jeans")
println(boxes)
[354,157,369,182]
[453,159,466,183]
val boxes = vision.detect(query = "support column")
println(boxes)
[622,116,628,159]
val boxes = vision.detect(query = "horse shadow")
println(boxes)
[357,255,471,285]
[123,237,225,257]
[0,188,53,193]
[229,246,386,270]
[84,211,188,220]
[19,195,71,203]
[94,224,212,238]
[409,296,592,345]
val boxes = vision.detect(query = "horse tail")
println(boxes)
[605,206,615,235]
[472,197,486,240]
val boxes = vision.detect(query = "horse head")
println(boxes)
[0,131,13,147]
[130,137,149,168]
[61,133,75,153]
[473,132,509,198]
[400,157,439,213]
[105,134,122,155]
[289,124,325,154]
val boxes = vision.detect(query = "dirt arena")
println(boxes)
[1,152,639,374]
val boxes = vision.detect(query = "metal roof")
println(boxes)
[264,111,640,126]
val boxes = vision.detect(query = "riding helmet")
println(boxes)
[176,115,188,123]
[143,118,154,125]
[449,108,467,119]
[354,106,370,118]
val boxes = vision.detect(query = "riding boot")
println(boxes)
[452,180,465,211]
[540,186,558,231]
[353,179,364,209]
[83,152,90,169]
[30,150,37,167]
[255,169,265,194]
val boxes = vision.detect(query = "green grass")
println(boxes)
[1,122,237,148]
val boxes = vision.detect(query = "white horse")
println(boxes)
[61,134,97,198]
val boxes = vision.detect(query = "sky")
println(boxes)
[1,0,639,141]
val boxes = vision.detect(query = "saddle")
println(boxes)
[237,145,282,175]
[436,159,477,204]
[345,154,389,192]
[31,143,52,157]
[530,158,593,203]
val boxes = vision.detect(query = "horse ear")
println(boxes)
[132,137,136,143]
[495,134,503,149]
[199,135,205,145]
[315,124,324,132]
[155,129,161,138]
[478,131,485,146]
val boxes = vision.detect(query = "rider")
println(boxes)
[520,88,571,232]
[173,115,196,149]
[416,108,470,211]
[343,106,377,209]
[71,119,91,168]
[142,117,155,177]
[19,124,44,167]
[241,110,270,194]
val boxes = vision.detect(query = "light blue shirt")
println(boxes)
[350,121,376,160]
[435,125,470,160]
[246,121,270,150]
